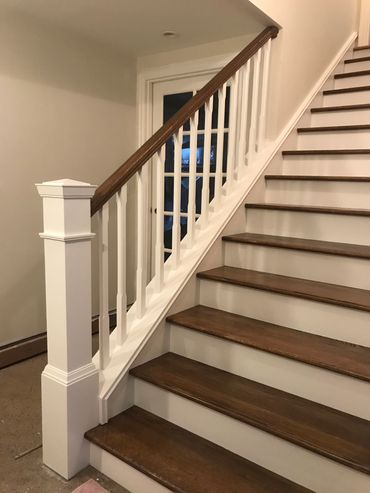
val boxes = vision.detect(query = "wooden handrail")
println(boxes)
[91,25,279,216]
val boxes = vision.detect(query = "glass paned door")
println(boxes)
[151,76,230,264]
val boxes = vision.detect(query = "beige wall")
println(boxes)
[248,0,359,138]
[0,9,137,346]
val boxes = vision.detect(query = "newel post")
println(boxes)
[36,179,99,479]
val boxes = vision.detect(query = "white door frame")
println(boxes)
[136,53,236,146]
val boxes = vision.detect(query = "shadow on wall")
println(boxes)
[0,6,136,105]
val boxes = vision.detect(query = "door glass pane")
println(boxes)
[162,90,230,259]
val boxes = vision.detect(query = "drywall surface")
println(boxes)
[0,8,137,346]
[248,0,359,138]
[137,33,262,72]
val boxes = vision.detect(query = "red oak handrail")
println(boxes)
[91,25,279,216]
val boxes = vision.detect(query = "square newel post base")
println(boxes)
[42,364,99,479]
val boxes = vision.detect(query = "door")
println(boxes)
[151,75,230,267]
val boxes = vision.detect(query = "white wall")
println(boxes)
[137,33,262,72]
[248,0,359,138]
[0,8,137,346]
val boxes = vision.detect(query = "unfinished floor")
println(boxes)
[0,349,130,493]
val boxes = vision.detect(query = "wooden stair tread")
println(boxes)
[167,305,370,382]
[297,124,370,132]
[85,406,311,493]
[222,232,370,259]
[335,69,370,78]
[245,202,370,216]
[311,103,370,112]
[265,175,370,181]
[283,149,370,155]
[197,266,370,312]
[323,85,370,95]
[345,56,370,63]
[130,353,370,475]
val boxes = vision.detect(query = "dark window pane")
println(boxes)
[163,92,193,130]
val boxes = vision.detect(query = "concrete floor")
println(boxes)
[0,349,130,493]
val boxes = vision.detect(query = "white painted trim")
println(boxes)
[39,233,95,242]
[136,52,237,146]
[43,363,98,386]
[99,31,358,422]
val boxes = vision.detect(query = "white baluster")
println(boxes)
[172,128,183,268]
[257,39,272,151]
[226,71,240,194]
[214,84,226,207]
[155,146,165,292]
[238,60,251,168]
[136,165,148,318]
[248,49,262,162]
[116,185,127,345]
[187,108,199,246]
[98,202,110,369]
[200,97,213,228]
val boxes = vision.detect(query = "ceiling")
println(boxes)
[0,0,268,57]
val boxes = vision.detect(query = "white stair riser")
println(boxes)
[282,155,370,176]
[245,208,370,245]
[311,108,370,126]
[170,324,370,419]
[90,443,171,493]
[353,49,370,57]
[334,74,370,90]
[298,129,370,149]
[323,91,370,106]
[199,278,370,346]
[344,61,370,72]
[224,242,370,289]
[134,379,370,493]
[265,179,370,208]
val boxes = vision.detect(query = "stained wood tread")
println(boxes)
[297,124,370,133]
[222,232,370,259]
[283,149,370,155]
[345,56,370,63]
[311,103,370,112]
[167,305,370,382]
[334,69,370,78]
[245,202,370,216]
[323,85,370,95]
[197,266,370,312]
[130,353,370,475]
[85,406,312,493]
[265,175,370,182]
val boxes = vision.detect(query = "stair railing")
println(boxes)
[93,25,278,368]
[37,25,278,480]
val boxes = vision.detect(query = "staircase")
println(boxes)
[82,43,370,492]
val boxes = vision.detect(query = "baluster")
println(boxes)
[226,71,240,193]
[98,203,110,369]
[116,185,127,345]
[238,60,251,168]
[155,146,165,292]
[200,97,213,228]
[248,48,262,162]
[257,39,272,151]
[214,84,226,207]
[187,107,199,246]
[172,128,183,268]
[136,165,148,318]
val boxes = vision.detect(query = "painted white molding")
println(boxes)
[359,0,370,46]
[97,32,358,423]
[37,179,99,479]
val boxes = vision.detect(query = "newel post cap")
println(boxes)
[36,178,97,199]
